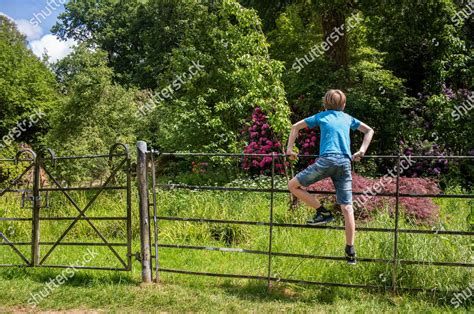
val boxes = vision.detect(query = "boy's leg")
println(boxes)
[332,160,356,263]
[288,159,332,209]
[340,204,355,246]
[288,178,321,209]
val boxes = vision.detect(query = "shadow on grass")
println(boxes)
[0,267,137,286]
[217,278,472,310]
[218,279,352,305]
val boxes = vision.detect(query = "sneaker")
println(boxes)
[345,245,357,265]
[306,207,334,225]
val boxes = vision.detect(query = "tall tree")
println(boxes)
[46,45,139,156]
[52,0,291,152]
[0,16,58,148]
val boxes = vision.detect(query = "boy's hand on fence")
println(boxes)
[352,150,365,162]
[286,150,298,161]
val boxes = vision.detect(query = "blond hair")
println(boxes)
[323,89,346,111]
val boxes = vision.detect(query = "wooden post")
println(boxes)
[31,157,41,266]
[137,141,152,283]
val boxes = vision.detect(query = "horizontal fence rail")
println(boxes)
[141,143,473,292]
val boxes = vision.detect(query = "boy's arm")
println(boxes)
[286,120,308,160]
[353,122,374,161]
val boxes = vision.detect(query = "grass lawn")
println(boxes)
[0,267,472,313]
[0,180,472,312]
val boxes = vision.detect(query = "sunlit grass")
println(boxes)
[0,183,472,311]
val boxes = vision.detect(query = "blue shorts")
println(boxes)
[295,154,352,205]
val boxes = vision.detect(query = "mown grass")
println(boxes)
[0,267,470,313]
[0,180,472,312]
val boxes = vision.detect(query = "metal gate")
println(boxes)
[137,141,473,292]
[0,143,132,271]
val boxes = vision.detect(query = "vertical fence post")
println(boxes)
[151,150,160,283]
[137,141,152,283]
[391,153,401,292]
[126,151,133,271]
[31,156,41,266]
[267,154,275,290]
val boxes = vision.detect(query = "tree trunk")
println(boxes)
[321,8,348,69]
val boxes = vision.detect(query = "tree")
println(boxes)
[54,0,291,153]
[45,45,139,181]
[358,0,470,94]
[238,0,293,32]
[0,15,58,148]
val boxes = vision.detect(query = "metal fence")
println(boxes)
[136,141,474,292]
[1,141,472,292]
[0,144,132,271]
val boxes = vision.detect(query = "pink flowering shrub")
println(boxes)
[242,108,321,174]
[306,171,440,224]
[295,127,320,170]
[242,107,286,174]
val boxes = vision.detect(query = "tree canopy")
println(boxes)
[0,15,58,147]
[0,0,472,183]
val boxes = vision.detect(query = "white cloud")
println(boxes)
[15,19,43,41]
[30,35,76,63]
[0,13,43,41]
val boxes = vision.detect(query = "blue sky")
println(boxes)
[0,0,75,62]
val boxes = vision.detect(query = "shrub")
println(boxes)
[402,142,449,177]
[294,127,319,170]
[242,108,322,175]
[306,172,440,224]
[242,107,286,175]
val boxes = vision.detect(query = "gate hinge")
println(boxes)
[129,162,138,178]
[132,251,142,262]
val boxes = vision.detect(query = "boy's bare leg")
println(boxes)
[288,178,321,209]
[341,204,355,246]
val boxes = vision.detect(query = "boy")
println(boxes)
[286,89,374,265]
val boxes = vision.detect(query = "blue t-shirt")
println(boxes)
[304,110,361,159]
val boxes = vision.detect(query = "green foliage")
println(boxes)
[268,4,414,160]
[2,0,470,185]
[53,0,291,153]
[347,46,415,155]
[44,45,139,181]
[136,0,291,152]
[53,0,151,88]
[0,16,58,146]
[359,0,471,93]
